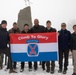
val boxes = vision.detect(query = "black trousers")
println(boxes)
[59,49,69,70]
[27,62,37,69]
[28,62,32,69]
[34,62,38,69]
[13,62,32,69]
[0,53,3,67]
[0,48,13,70]
[42,61,55,70]
[21,62,32,69]
[13,62,17,69]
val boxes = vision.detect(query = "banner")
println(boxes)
[10,32,58,62]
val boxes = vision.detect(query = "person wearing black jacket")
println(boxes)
[42,20,56,74]
[71,25,76,75]
[58,23,71,74]
[20,24,32,72]
[0,20,17,73]
[29,19,45,71]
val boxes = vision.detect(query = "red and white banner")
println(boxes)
[10,32,58,62]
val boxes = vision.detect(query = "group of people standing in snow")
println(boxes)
[0,19,76,75]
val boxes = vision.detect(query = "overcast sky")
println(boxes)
[0,0,76,32]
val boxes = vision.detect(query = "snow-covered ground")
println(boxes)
[0,59,73,75]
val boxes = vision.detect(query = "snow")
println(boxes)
[0,59,73,75]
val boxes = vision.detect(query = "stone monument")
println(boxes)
[17,0,32,31]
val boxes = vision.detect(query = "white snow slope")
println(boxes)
[0,59,73,75]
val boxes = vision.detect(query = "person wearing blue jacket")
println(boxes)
[58,23,71,74]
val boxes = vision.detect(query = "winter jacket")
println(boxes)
[0,27,9,49]
[71,32,76,50]
[8,28,20,34]
[45,27,56,32]
[58,29,71,50]
[21,30,30,33]
[29,25,45,33]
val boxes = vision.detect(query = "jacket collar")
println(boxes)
[34,25,39,28]
[46,27,53,30]
[72,32,76,35]
[0,27,7,31]
[61,29,67,31]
